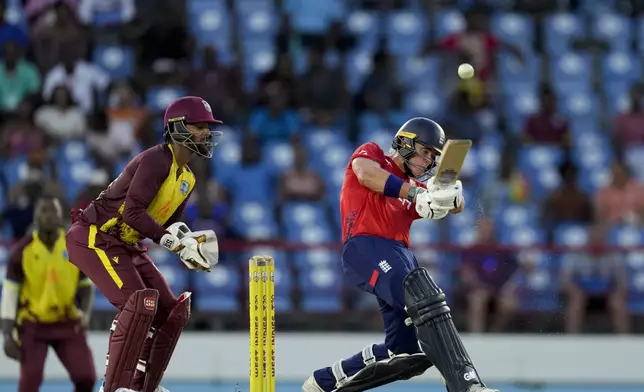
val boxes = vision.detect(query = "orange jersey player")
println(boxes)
[304,118,499,392]
[1,196,96,392]
[65,96,222,392]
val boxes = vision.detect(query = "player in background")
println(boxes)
[65,96,221,392]
[1,195,96,392]
[303,117,498,392]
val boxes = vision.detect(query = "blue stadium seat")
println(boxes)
[194,265,240,312]
[549,53,592,94]
[281,202,327,229]
[578,166,611,194]
[515,268,560,312]
[344,49,374,93]
[187,0,226,14]
[287,0,344,33]
[592,14,632,51]
[147,246,176,265]
[310,143,353,171]
[625,146,644,181]
[497,52,540,93]
[285,223,333,244]
[396,56,440,89]
[433,9,465,39]
[231,202,279,239]
[345,11,380,51]
[543,14,584,55]
[188,6,231,53]
[403,90,444,118]
[504,88,538,133]
[499,226,545,246]
[409,219,440,246]
[56,140,91,163]
[604,84,630,117]
[262,142,294,174]
[242,46,276,91]
[358,127,394,151]
[293,250,338,270]
[553,224,589,247]
[156,264,189,295]
[93,289,114,312]
[491,13,534,52]
[226,164,274,203]
[273,266,295,312]
[237,7,279,40]
[93,46,135,80]
[559,91,599,122]
[637,17,644,53]
[242,247,288,269]
[302,126,349,154]
[2,155,28,189]
[625,252,644,313]
[385,11,427,56]
[601,52,641,88]
[608,227,644,247]
[234,0,274,13]
[57,160,97,204]
[299,267,343,312]
[497,204,538,229]
[146,87,187,112]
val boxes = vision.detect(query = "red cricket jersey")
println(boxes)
[340,142,424,247]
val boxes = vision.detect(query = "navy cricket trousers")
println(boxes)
[313,235,422,390]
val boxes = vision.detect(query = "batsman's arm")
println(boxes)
[122,153,173,243]
[352,157,413,199]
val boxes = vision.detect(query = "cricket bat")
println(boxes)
[432,139,472,186]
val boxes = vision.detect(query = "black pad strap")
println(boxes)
[404,268,485,392]
[334,354,432,392]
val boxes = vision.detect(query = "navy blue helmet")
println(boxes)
[391,117,446,181]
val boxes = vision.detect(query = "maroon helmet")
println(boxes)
[163,96,223,158]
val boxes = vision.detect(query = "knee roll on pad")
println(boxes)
[403,267,450,326]
[143,292,191,392]
[103,289,159,392]
[334,353,432,392]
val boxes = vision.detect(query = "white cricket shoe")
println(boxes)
[468,385,499,392]
[100,387,168,392]
[302,375,325,392]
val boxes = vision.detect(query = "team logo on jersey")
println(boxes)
[62,250,68,260]
[180,180,190,196]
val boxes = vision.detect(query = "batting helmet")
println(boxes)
[163,96,223,158]
[392,117,446,181]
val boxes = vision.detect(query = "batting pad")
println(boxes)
[143,292,192,392]
[104,289,159,392]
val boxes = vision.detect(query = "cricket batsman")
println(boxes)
[1,195,96,392]
[303,117,498,392]
[65,96,222,392]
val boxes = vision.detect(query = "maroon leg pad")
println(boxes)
[103,289,159,392]
[142,292,191,392]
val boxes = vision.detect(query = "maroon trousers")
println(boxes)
[65,223,177,326]
[19,320,95,392]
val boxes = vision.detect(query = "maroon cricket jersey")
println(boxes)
[80,144,195,247]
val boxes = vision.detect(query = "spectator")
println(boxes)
[32,1,88,72]
[42,44,110,113]
[77,0,136,26]
[456,218,518,333]
[248,82,301,144]
[86,108,137,168]
[25,0,78,29]
[439,88,486,144]
[278,140,325,205]
[2,151,64,237]
[357,49,403,113]
[541,161,592,239]
[559,225,630,334]
[106,81,150,143]
[257,54,297,106]
[186,45,244,124]
[425,4,523,82]
[523,84,570,145]
[0,98,44,157]
[296,45,349,126]
[613,82,644,149]
[73,168,109,209]
[0,0,28,56]
[34,85,87,141]
[595,160,644,225]
[0,40,40,113]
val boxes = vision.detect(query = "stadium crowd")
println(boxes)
[1,0,644,335]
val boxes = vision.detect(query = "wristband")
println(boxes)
[384,174,404,198]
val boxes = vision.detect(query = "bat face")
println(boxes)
[432,139,472,186]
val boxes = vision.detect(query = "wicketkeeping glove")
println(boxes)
[160,222,219,272]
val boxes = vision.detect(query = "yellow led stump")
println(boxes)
[249,255,275,392]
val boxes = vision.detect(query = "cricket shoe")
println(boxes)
[302,376,326,392]
[467,385,499,392]
[107,387,169,392]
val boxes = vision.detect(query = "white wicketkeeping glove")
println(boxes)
[160,222,219,272]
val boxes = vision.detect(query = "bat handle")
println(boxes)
[171,234,207,252]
